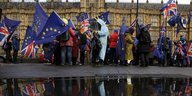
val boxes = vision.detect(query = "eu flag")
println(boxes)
[99,11,110,24]
[35,11,69,44]
[116,20,126,60]
[21,26,36,58]
[76,12,89,22]
[3,16,21,34]
[32,3,48,36]
[68,19,76,29]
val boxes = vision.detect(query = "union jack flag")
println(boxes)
[21,26,37,58]
[22,83,40,96]
[129,18,138,28]
[160,0,177,18]
[0,22,10,46]
[81,19,90,27]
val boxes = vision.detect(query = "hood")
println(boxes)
[97,19,106,26]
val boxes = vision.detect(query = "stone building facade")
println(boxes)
[0,0,192,46]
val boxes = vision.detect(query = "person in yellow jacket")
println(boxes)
[125,27,134,65]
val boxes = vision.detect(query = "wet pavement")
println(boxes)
[0,63,192,78]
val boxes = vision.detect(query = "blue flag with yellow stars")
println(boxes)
[99,11,110,24]
[32,3,48,37]
[76,12,89,22]
[35,11,69,44]
[3,16,21,34]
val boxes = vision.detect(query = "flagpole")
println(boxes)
[136,0,139,35]
[188,11,191,41]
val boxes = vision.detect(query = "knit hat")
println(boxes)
[114,29,118,33]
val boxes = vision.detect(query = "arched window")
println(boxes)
[151,16,158,26]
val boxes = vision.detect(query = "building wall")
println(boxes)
[0,0,192,53]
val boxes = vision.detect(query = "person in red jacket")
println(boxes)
[109,29,119,65]
[60,27,75,65]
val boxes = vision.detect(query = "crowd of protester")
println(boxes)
[38,20,192,67]
[3,18,192,67]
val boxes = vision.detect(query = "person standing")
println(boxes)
[12,34,20,64]
[137,24,151,67]
[60,27,75,65]
[96,19,109,66]
[79,30,87,65]
[109,29,118,65]
[72,33,79,65]
[4,35,12,63]
[125,27,134,65]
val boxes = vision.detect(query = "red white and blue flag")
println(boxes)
[22,83,40,96]
[0,22,10,46]
[160,0,177,18]
[21,26,37,58]
[129,18,138,28]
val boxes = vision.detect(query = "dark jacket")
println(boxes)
[137,30,151,53]
[12,36,20,50]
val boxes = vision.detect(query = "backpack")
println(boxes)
[60,31,70,41]
[140,31,151,44]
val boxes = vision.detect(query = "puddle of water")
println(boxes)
[0,77,191,96]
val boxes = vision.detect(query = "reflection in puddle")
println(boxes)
[0,77,191,96]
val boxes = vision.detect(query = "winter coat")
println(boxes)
[137,30,151,53]
[109,32,118,48]
[97,19,109,61]
[125,33,134,61]
[72,36,79,58]
[60,27,75,47]
[12,36,20,50]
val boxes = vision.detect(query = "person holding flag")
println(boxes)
[95,18,109,66]
[125,27,134,65]
[2,16,21,63]
[137,24,152,67]
[12,33,20,64]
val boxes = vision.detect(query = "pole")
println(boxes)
[188,11,191,41]
[0,8,2,21]
[136,0,139,18]
[136,0,139,34]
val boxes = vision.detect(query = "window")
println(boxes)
[24,0,35,2]
[138,16,144,24]
[109,14,113,25]
[28,15,34,26]
[71,13,77,25]
[133,0,146,3]
[24,0,47,2]
[68,0,80,2]
[148,0,161,3]
[10,0,22,2]
[151,16,158,26]
[105,0,116,3]
[119,0,131,3]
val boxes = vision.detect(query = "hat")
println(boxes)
[114,29,118,33]
[139,24,145,29]
[62,18,68,25]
